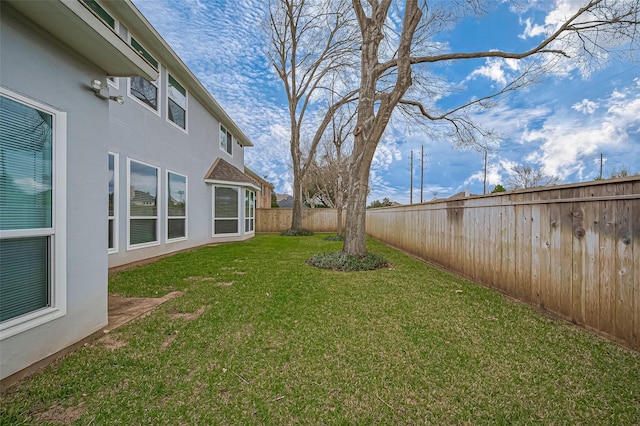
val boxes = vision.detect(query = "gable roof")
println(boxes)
[204,158,259,190]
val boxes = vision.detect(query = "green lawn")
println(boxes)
[2,234,639,424]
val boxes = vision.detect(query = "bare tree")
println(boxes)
[302,103,355,234]
[506,164,559,190]
[267,0,358,232]
[342,0,640,255]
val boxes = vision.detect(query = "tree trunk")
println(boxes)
[342,144,374,255]
[290,171,303,230]
[289,119,304,231]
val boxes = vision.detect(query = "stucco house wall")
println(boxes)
[1,3,110,380]
[1,0,258,383]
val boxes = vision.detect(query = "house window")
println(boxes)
[129,38,160,113]
[213,186,239,235]
[219,125,232,155]
[167,75,187,130]
[0,89,66,337]
[81,0,115,29]
[108,152,118,253]
[245,190,255,233]
[128,159,159,248]
[167,171,187,241]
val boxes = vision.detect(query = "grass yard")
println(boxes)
[1,234,639,424]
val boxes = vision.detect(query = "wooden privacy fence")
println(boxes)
[256,208,345,233]
[366,177,640,351]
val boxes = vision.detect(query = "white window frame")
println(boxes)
[0,88,67,340]
[166,170,187,243]
[107,76,119,90]
[219,125,233,156]
[212,186,240,237]
[108,152,119,253]
[245,189,255,234]
[166,74,188,133]
[127,158,160,250]
[127,37,161,116]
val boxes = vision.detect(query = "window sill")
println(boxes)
[0,307,66,340]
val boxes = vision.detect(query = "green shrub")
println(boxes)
[280,228,315,236]
[323,234,344,241]
[307,251,390,271]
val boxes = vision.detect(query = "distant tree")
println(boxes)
[491,184,507,193]
[506,165,559,190]
[609,168,636,178]
[367,198,394,209]
[271,191,279,208]
[267,0,358,232]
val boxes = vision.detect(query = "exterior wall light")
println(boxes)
[90,79,124,105]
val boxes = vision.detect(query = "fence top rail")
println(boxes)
[367,193,639,212]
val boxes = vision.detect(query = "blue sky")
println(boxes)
[132,0,639,203]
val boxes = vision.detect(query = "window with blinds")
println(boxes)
[0,93,54,323]
[128,159,159,248]
[213,186,239,235]
[167,171,187,241]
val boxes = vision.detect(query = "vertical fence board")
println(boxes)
[548,196,563,315]
[615,198,634,345]
[522,194,533,303]
[572,188,586,325]
[559,189,575,319]
[599,193,616,337]
[584,190,601,331]
[632,195,640,350]
[538,191,551,310]
[501,202,514,295]
[530,192,542,306]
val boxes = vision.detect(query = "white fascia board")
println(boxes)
[7,0,158,80]
[204,179,260,192]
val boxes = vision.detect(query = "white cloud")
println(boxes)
[521,85,640,179]
[572,99,598,115]
[518,17,546,40]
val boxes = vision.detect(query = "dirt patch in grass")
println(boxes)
[36,404,85,425]
[185,277,235,286]
[161,332,178,350]
[99,333,128,351]
[170,306,208,321]
[185,276,217,282]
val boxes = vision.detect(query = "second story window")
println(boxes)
[167,75,187,130]
[219,125,232,155]
[81,0,115,29]
[129,38,160,113]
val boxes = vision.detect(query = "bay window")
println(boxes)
[213,186,239,235]
[245,190,255,233]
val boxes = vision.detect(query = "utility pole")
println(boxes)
[420,145,424,203]
[599,152,603,180]
[409,150,413,204]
